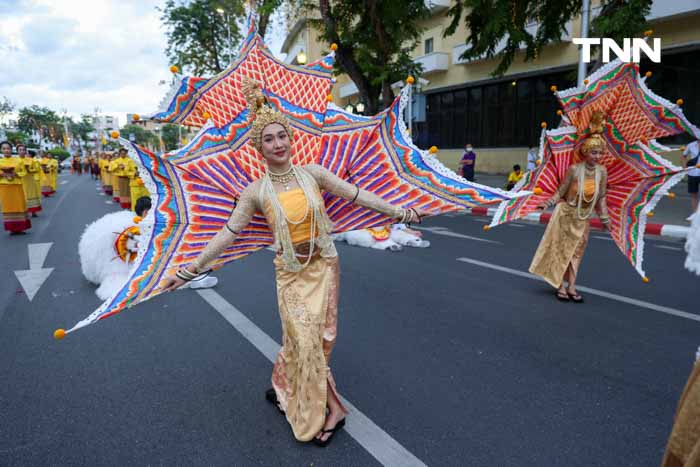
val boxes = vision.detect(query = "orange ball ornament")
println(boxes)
[647,211,654,217]
[645,71,652,78]
[330,43,338,51]
[428,146,438,154]
[668,192,676,199]
[540,122,547,129]
[326,94,333,102]
[534,187,543,195]
[642,276,650,283]
[583,79,589,85]
[202,111,211,120]
[536,159,542,166]
[132,114,140,121]
[406,76,415,85]
[54,329,66,340]
[133,216,143,224]
[556,110,563,116]
[110,130,120,139]
[677,99,684,106]
[644,29,654,37]
[169,65,179,74]
[550,85,557,92]
[482,225,491,232]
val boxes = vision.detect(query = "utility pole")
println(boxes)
[577,0,591,86]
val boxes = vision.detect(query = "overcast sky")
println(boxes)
[0,0,285,126]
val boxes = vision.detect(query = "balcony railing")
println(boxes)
[415,52,449,74]
[425,0,450,15]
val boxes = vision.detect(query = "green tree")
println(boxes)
[48,147,71,161]
[122,124,158,148]
[69,115,95,149]
[160,124,181,151]
[160,0,285,76]
[309,0,430,114]
[445,0,652,77]
[5,130,30,145]
[17,105,64,142]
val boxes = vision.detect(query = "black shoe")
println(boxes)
[313,418,346,448]
[265,388,284,414]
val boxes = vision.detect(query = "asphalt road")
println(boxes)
[1,173,698,467]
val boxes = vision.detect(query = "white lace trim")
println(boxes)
[634,169,686,277]
[67,139,160,333]
[394,84,522,201]
[146,77,185,121]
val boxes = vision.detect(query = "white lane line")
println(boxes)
[507,223,526,228]
[414,226,501,244]
[105,200,113,205]
[196,289,427,467]
[470,218,490,223]
[593,236,614,241]
[60,180,68,185]
[456,257,700,323]
[655,245,682,251]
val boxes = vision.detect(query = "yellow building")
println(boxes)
[281,1,700,173]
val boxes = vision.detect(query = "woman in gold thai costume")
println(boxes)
[161,80,425,446]
[18,144,42,216]
[530,112,610,303]
[0,141,32,234]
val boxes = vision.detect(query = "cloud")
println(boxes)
[0,0,287,127]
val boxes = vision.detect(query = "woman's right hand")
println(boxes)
[535,202,548,211]
[159,274,187,293]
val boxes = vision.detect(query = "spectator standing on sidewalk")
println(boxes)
[460,144,476,181]
[683,139,700,221]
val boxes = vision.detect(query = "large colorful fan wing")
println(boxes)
[317,86,527,232]
[490,58,698,277]
[64,136,273,335]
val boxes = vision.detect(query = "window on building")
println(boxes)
[424,38,434,55]
[425,69,575,148]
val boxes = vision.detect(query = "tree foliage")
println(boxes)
[445,0,653,77]
[69,115,95,149]
[122,124,158,148]
[17,105,64,141]
[5,130,30,146]
[308,0,430,114]
[160,0,283,76]
[48,147,71,161]
[0,96,15,124]
[160,124,181,151]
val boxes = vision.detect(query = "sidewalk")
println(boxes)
[470,172,694,238]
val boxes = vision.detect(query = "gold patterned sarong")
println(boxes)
[271,253,348,441]
[529,202,590,288]
[663,362,700,466]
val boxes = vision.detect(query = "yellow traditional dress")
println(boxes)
[39,157,53,197]
[128,159,150,211]
[31,156,42,206]
[0,157,31,233]
[100,156,113,196]
[529,163,608,288]
[20,156,42,214]
[49,158,58,194]
[191,165,406,442]
[663,361,700,466]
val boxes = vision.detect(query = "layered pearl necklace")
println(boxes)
[268,165,295,191]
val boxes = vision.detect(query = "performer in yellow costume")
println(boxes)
[160,79,425,447]
[530,112,610,303]
[662,356,700,467]
[127,158,150,211]
[0,141,31,234]
[109,148,131,208]
[48,155,58,195]
[30,150,43,210]
[39,152,53,197]
[17,144,42,216]
[100,153,113,196]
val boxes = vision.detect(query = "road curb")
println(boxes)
[467,207,689,240]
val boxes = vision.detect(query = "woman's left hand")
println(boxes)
[407,208,429,224]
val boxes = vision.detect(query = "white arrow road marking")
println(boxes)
[105,200,113,204]
[14,243,54,301]
[413,226,501,244]
[60,180,68,185]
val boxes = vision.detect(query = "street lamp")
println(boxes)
[217,7,233,65]
[355,102,365,114]
[296,50,307,65]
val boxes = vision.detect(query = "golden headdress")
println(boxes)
[580,110,607,155]
[241,77,294,153]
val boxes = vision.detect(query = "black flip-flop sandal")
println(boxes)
[556,290,570,302]
[313,418,346,448]
[568,293,584,303]
[265,388,284,415]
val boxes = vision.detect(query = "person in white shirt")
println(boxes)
[526,144,538,171]
[682,139,700,221]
